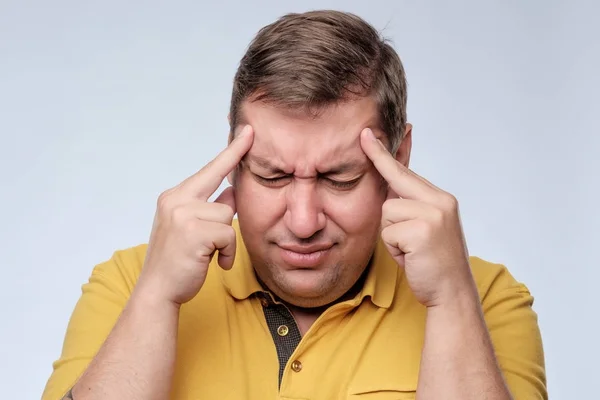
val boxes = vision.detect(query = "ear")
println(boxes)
[226,113,236,185]
[227,113,234,144]
[385,124,413,200]
[395,123,413,168]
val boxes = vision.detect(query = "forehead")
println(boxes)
[238,97,380,173]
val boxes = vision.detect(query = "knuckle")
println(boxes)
[195,243,213,260]
[218,203,235,222]
[440,193,459,211]
[157,188,178,211]
[182,217,200,235]
[200,202,234,224]
[415,220,433,240]
[381,199,394,216]
[381,226,394,243]
[225,225,237,242]
[381,198,402,219]
[430,207,445,225]
[157,190,171,209]
[171,205,189,226]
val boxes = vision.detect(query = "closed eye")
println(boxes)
[253,173,361,190]
[323,177,361,190]
[254,174,291,186]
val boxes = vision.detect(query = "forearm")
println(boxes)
[416,283,512,400]
[68,285,180,400]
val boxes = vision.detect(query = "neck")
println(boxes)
[281,264,371,335]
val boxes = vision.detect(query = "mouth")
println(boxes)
[277,244,334,268]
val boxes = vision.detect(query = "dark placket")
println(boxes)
[257,291,303,387]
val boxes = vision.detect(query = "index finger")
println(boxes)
[180,125,254,200]
[359,128,438,202]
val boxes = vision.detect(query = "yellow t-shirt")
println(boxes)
[42,221,546,399]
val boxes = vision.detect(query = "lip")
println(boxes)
[278,244,334,254]
[278,244,334,268]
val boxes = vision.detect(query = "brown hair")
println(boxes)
[229,10,408,151]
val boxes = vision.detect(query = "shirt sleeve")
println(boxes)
[476,259,548,400]
[41,246,144,400]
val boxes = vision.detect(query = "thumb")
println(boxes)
[213,186,237,215]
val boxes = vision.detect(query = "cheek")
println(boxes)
[323,182,385,234]
[235,177,286,228]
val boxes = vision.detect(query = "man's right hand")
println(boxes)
[136,125,254,306]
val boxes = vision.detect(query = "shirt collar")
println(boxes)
[221,220,399,309]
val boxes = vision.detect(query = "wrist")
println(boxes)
[131,277,182,312]
[427,273,480,311]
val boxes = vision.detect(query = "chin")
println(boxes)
[268,268,345,307]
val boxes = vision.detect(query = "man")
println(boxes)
[43,10,547,400]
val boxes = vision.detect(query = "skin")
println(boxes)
[63,96,512,399]
[66,125,255,400]
[233,97,403,310]
[359,128,513,399]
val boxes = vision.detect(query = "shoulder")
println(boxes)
[469,256,531,294]
[109,243,149,267]
[468,256,536,311]
[89,244,149,295]
[468,257,546,396]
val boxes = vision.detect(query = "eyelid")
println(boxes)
[324,176,362,188]
[258,174,291,180]
[253,173,291,183]
[253,172,361,188]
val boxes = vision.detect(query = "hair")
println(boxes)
[229,10,408,152]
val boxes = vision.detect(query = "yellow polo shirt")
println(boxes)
[42,221,547,399]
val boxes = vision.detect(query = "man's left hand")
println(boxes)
[360,128,477,308]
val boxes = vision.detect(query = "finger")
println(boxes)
[381,220,424,256]
[380,221,407,268]
[185,201,235,225]
[213,186,236,216]
[360,128,439,202]
[381,198,440,229]
[180,125,254,200]
[209,223,237,270]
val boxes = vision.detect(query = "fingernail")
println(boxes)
[365,129,386,150]
[239,125,251,138]
[365,129,385,149]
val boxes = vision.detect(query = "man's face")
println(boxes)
[234,96,402,308]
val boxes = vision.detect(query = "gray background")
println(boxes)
[1,0,597,398]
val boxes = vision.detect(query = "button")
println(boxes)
[259,297,269,307]
[277,325,289,336]
[291,360,302,372]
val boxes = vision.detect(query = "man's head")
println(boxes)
[229,10,411,308]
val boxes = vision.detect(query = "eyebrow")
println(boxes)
[244,155,287,174]
[321,160,368,175]
[244,155,367,176]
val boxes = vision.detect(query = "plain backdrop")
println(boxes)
[1,0,598,398]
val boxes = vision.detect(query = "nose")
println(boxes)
[284,179,326,239]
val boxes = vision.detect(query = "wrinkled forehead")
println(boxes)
[235,96,380,132]
[236,98,382,172]
[240,101,378,172]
